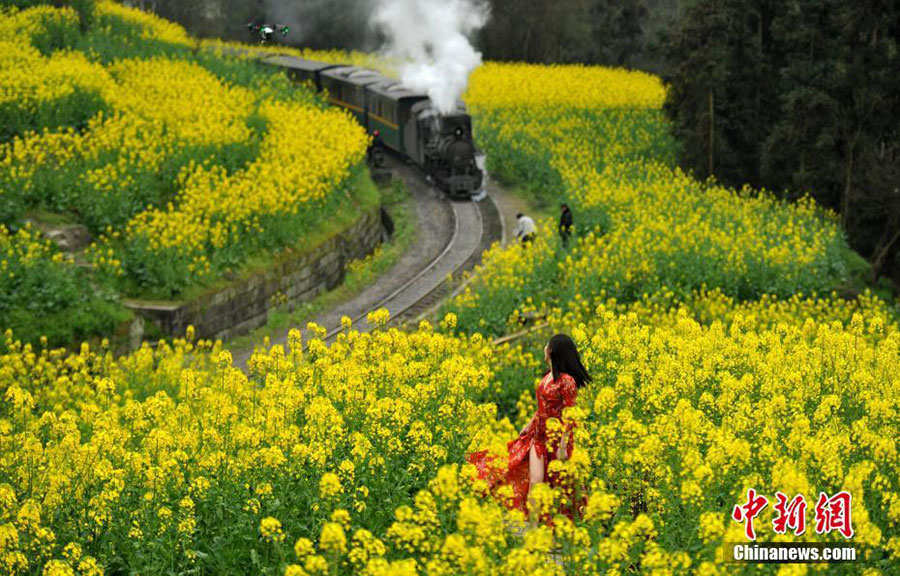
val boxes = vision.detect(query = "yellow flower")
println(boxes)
[285,564,308,576]
[41,560,74,576]
[319,473,343,500]
[260,517,285,543]
[319,522,347,555]
[294,537,314,560]
[330,509,351,529]
[366,308,391,327]
[698,512,725,544]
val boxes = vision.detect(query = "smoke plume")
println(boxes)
[373,0,489,113]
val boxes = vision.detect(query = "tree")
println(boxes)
[667,0,900,285]
[762,0,845,207]
[589,0,649,67]
[480,0,593,63]
[663,0,735,182]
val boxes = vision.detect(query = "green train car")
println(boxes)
[259,54,484,199]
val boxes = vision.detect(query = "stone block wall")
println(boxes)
[126,206,383,342]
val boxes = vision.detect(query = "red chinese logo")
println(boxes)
[732,489,854,540]
[732,488,768,540]
[814,491,854,538]
[772,492,807,535]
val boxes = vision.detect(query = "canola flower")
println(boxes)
[467,62,667,111]
[0,317,502,573]
[103,57,257,147]
[119,97,367,292]
[0,41,109,140]
[1,302,896,574]
[0,15,897,576]
[450,59,849,336]
[466,292,900,574]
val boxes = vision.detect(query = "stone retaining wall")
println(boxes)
[125,206,384,343]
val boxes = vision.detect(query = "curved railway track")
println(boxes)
[318,197,477,340]
[312,160,502,342]
[232,156,503,367]
[392,183,501,326]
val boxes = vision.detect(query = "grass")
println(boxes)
[24,209,82,227]
[489,168,557,222]
[2,295,133,352]
[226,175,417,351]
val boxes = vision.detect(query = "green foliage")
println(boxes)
[0,0,50,7]
[76,6,191,61]
[588,0,650,66]
[3,296,129,349]
[27,4,82,53]
[0,225,128,349]
[665,0,900,285]
[0,89,107,144]
[72,0,94,25]
[663,0,775,187]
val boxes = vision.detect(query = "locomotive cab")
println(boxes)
[415,104,484,199]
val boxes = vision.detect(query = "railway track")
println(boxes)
[314,160,503,343]
[232,157,503,366]
[319,199,480,339]
[391,183,502,326]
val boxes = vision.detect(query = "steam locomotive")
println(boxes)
[258,53,485,199]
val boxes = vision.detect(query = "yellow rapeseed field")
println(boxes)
[0,10,897,576]
[0,3,369,297]
[453,58,847,335]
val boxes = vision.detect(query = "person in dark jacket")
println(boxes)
[559,203,573,246]
[368,130,385,166]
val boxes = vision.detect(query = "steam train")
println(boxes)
[257,53,485,199]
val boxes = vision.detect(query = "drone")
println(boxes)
[247,22,290,45]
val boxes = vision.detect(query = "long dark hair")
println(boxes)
[545,333,592,389]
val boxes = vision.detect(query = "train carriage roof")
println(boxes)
[261,54,340,73]
[320,66,387,87]
[367,80,429,102]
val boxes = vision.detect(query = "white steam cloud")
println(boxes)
[373,0,489,113]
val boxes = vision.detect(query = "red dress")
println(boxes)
[467,371,580,518]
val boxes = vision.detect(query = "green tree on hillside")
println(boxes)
[479,0,592,63]
[667,0,900,286]
[589,0,649,66]
[663,0,731,180]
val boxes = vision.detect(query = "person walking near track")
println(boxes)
[559,203,573,247]
[515,212,536,245]
[368,130,385,167]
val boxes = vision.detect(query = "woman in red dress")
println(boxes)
[467,333,592,522]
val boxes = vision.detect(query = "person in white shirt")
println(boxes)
[515,213,536,245]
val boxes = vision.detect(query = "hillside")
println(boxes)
[0,3,897,575]
[0,2,370,347]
